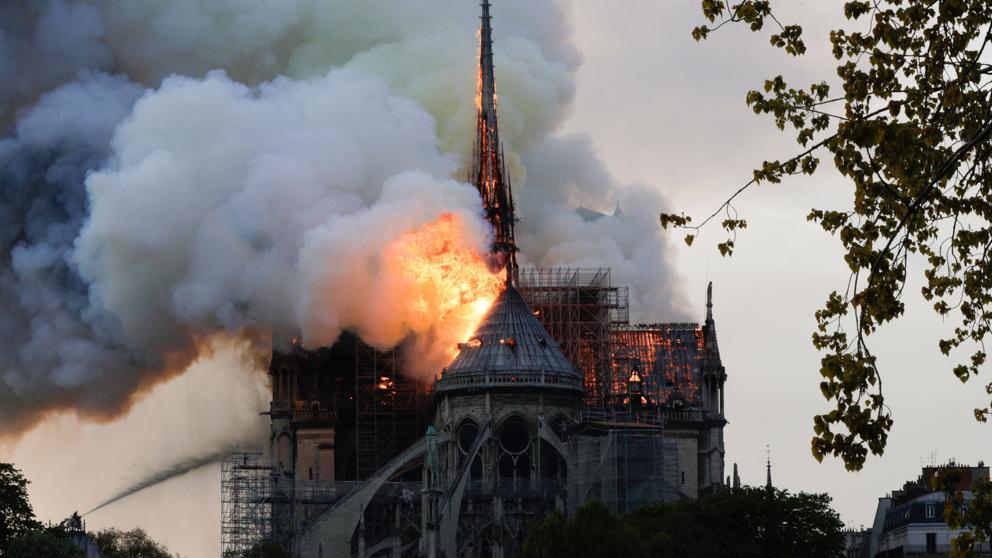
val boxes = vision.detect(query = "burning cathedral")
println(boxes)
[221,2,727,557]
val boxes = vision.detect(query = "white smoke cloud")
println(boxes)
[1,0,686,439]
[77,69,468,354]
[518,135,690,321]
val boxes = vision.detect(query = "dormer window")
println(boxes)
[628,367,643,395]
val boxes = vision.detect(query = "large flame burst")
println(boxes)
[386,213,504,363]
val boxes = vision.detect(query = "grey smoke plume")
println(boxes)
[0,1,114,122]
[0,73,145,432]
[518,135,688,321]
[1,0,685,449]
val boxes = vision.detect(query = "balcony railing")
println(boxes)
[436,370,584,392]
[579,407,704,427]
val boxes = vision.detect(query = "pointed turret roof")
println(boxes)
[435,285,582,394]
[702,281,723,371]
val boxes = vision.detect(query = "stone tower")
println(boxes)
[698,282,727,494]
[431,285,583,556]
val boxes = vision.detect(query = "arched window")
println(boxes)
[457,419,483,480]
[498,417,530,454]
[457,419,480,454]
[497,417,532,487]
[499,453,531,484]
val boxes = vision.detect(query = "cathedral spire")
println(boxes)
[473,0,518,286]
[479,0,497,129]
[706,281,714,323]
[765,445,773,489]
[701,281,726,416]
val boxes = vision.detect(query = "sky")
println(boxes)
[4,2,991,557]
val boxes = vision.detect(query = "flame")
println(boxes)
[386,213,504,361]
[476,67,483,112]
[475,27,483,112]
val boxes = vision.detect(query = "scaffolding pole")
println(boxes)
[518,267,628,408]
[221,448,274,556]
[355,342,430,479]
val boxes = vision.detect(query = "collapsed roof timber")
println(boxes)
[221,2,728,557]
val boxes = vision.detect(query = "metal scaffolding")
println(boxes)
[244,267,712,554]
[221,448,275,556]
[518,267,628,407]
[566,427,679,515]
[354,342,430,479]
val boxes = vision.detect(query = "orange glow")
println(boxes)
[387,214,504,360]
[475,27,483,112]
[476,69,483,112]
[610,327,701,404]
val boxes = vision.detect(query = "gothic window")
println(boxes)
[499,453,531,483]
[457,419,483,480]
[498,417,530,454]
[457,419,480,454]
[498,417,532,486]
[470,455,483,480]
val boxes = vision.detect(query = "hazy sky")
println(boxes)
[561,0,989,531]
[5,2,991,557]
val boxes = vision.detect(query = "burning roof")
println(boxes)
[436,285,582,393]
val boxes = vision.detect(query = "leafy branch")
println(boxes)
[669,0,992,476]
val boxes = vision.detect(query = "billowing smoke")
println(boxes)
[1,0,685,449]
[518,135,686,321]
[0,73,145,432]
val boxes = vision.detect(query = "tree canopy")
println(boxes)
[661,1,992,552]
[0,462,179,558]
[934,468,992,557]
[92,527,175,558]
[7,529,83,558]
[0,463,42,556]
[661,0,992,471]
[522,500,647,558]
[523,488,845,558]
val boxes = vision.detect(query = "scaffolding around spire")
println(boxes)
[473,0,518,285]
